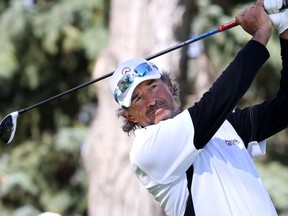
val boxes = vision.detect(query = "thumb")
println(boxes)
[256,0,264,8]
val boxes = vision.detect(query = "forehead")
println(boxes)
[132,79,160,98]
[134,79,159,92]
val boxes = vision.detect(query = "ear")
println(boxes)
[122,110,137,123]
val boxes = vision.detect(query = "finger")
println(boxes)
[235,11,245,26]
[256,0,264,8]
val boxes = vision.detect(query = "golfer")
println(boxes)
[110,0,288,215]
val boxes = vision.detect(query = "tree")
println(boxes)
[0,0,107,215]
[81,0,197,215]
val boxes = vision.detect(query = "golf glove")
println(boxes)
[269,9,288,34]
[264,0,286,14]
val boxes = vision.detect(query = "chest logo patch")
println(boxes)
[225,139,240,146]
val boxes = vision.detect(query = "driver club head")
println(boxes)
[0,111,19,144]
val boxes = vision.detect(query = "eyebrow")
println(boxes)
[146,80,157,86]
[131,80,157,102]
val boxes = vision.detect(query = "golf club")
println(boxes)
[0,19,243,144]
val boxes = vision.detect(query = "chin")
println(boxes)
[154,110,173,124]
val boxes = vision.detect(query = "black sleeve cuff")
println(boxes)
[280,38,288,70]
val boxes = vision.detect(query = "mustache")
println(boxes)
[146,100,168,117]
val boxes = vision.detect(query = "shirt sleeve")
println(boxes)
[227,38,288,145]
[188,40,270,149]
[130,110,201,184]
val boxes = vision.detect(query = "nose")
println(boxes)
[145,94,157,107]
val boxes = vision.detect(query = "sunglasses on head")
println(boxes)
[113,62,158,104]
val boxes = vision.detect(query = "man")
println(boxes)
[110,0,288,215]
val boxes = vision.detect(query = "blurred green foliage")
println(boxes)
[256,159,288,214]
[0,0,108,215]
[0,127,89,216]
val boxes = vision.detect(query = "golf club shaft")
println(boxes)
[146,20,239,60]
[18,20,239,115]
[19,72,113,114]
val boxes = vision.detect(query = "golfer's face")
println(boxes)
[125,79,179,126]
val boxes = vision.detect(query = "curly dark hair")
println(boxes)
[116,71,180,135]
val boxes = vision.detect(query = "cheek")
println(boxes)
[163,89,176,106]
[129,105,148,120]
[131,111,151,126]
[161,83,173,97]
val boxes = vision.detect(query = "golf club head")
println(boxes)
[0,111,19,144]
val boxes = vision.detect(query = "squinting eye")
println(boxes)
[150,84,157,90]
[135,96,142,102]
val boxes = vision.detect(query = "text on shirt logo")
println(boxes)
[225,139,240,146]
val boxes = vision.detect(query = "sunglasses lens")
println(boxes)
[118,75,133,93]
[134,63,151,76]
[0,115,13,144]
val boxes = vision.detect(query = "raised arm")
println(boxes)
[188,0,273,149]
[228,27,288,145]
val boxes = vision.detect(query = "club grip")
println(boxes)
[217,20,239,32]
